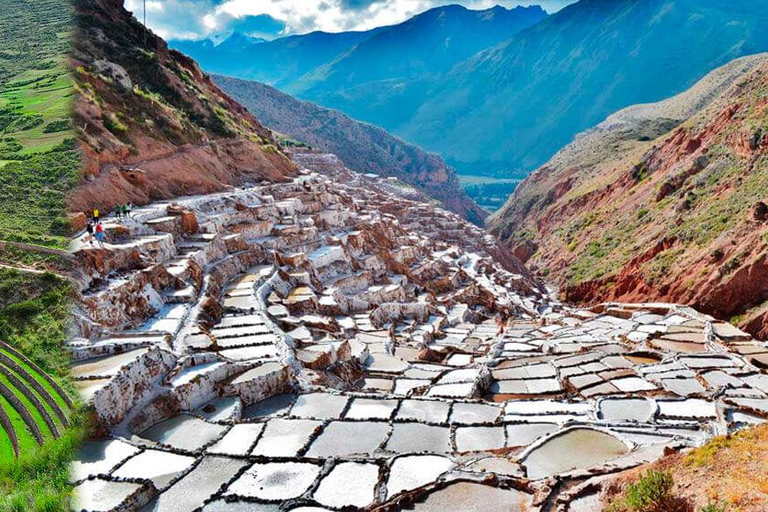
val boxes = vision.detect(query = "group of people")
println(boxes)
[84,204,133,247]
[114,203,133,219]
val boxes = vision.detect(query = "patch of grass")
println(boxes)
[607,470,689,512]
[0,268,74,381]
[103,111,128,136]
[700,500,727,512]
[0,410,86,512]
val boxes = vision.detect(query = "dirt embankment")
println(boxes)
[488,54,768,339]
[69,0,296,215]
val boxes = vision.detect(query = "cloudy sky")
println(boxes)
[124,0,576,41]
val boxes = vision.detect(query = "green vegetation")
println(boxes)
[0,0,79,249]
[0,1,85,509]
[0,267,83,510]
[459,175,521,212]
[0,410,85,512]
[607,470,679,511]
[0,268,74,380]
[607,469,725,512]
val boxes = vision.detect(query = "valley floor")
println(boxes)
[67,150,768,511]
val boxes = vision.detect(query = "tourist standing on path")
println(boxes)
[85,220,95,245]
[95,221,105,248]
[126,203,133,218]
[93,208,99,221]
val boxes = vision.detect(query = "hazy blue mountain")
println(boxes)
[176,0,768,179]
[292,5,548,93]
[173,4,547,108]
[171,29,385,87]
[394,0,768,177]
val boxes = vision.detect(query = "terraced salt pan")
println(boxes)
[74,477,144,512]
[455,426,506,452]
[143,456,248,512]
[657,399,717,419]
[240,393,295,420]
[427,382,475,398]
[313,461,379,508]
[218,345,277,361]
[396,399,451,423]
[225,462,321,500]
[140,414,227,452]
[469,456,524,476]
[450,402,500,424]
[207,423,264,455]
[196,396,240,422]
[290,392,348,419]
[70,348,149,379]
[412,481,530,511]
[306,421,389,457]
[345,397,398,420]
[522,428,629,479]
[141,304,189,333]
[170,361,226,386]
[599,398,655,423]
[112,449,196,488]
[251,418,320,457]
[71,439,140,482]
[505,422,558,446]
[386,455,453,498]
[386,423,451,453]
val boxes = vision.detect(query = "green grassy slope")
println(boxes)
[0,0,79,249]
[0,0,86,509]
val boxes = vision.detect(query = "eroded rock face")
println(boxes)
[68,150,768,510]
[487,54,768,340]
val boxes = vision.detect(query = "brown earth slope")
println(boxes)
[488,53,768,339]
[69,0,296,215]
[213,75,488,226]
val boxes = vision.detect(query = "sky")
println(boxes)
[124,0,577,41]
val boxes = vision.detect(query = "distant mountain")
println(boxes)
[487,53,768,338]
[171,29,387,88]
[177,0,768,180]
[214,75,487,225]
[397,0,768,177]
[291,5,548,94]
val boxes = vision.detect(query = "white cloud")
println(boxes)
[127,0,577,40]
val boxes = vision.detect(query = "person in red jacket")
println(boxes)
[95,221,105,248]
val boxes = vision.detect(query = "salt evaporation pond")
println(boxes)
[140,414,227,451]
[522,428,629,479]
[413,481,530,511]
[386,455,453,498]
[599,398,656,422]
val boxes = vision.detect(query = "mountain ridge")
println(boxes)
[176,0,768,180]
[214,74,488,225]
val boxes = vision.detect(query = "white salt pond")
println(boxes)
[522,428,630,479]
[140,414,227,452]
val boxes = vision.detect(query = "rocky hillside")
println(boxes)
[488,53,768,339]
[69,0,296,214]
[213,75,487,225]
